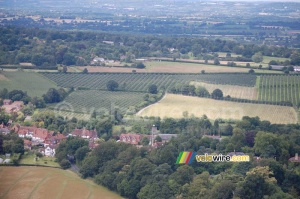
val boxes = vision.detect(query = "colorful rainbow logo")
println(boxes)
[176,151,196,164]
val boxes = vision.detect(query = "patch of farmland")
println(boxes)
[49,90,146,115]
[41,73,257,92]
[37,108,91,120]
[0,166,122,199]
[138,94,297,124]
[258,75,300,106]
[190,81,258,100]
[0,71,57,97]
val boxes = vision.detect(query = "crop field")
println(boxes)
[37,108,91,120]
[41,73,257,92]
[76,61,251,73]
[0,71,57,97]
[0,166,122,199]
[190,81,257,100]
[258,75,300,106]
[48,90,146,115]
[138,94,297,124]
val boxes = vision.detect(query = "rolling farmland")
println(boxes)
[0,166,122,199]
[41,73,257,92]
[138,94,297,124]
[258,75,300,106]
[0,71,57,97]
[48,90,146,115]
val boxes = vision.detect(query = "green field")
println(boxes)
[0,166,122,199]
[37,108,92,120]
[258,75,300,106]
[20,153,60,167]
[41,73,257,92]
[48,90,146,115]
[0,71,57,97]
[138,94,298,124]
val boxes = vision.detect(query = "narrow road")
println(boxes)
[71,164,80,173]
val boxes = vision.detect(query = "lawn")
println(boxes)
[137,94,298,124]
[0,71,57,97]
[0,166,122,199]
[20,153,60,167]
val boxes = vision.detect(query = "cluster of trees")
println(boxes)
[0,132,24,155]
[0,88,45,108]
[55,116,300,198]
[170,84,224,99]
[0,87,69,109]
[0,26,299,68]
[56,137,89,169]
[43,88,68,103]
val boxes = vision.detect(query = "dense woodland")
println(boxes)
[0,26,300,68]
[55,116,300,199]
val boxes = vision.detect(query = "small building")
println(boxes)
[69,128,98,140]
[24,140,32,150]
[269,65,285,71]
[44,146,55,157]
[119,133,142,145]
[3,99,12,105]
[289,153,300,162]
[0,158,3,164]
[3,159,11,164]
[0,123,10,135]
[227,151,245,157]
[294,66,300,72]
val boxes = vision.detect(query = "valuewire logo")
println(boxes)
[176,152,250,164]
[176,152,197,164]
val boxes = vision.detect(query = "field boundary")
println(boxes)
[137,93,167,115]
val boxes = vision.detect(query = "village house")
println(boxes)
[0,123,10,135]
[44,133,66,146]
[24,139,32,150]
[43,146,56,157]
[1,100,24,114]
[12,125,52,144]
[119,133,142,145]
[69,128,98,140]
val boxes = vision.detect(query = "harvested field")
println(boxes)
[138,94,297,124]
[0,166,122,199]
[190,81,258,100]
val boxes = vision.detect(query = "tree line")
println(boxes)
[0,26,299,68]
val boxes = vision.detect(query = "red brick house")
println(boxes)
[69,128,98,140]
[119,133,142,145]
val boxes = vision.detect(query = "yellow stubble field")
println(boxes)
[137,94,298,124]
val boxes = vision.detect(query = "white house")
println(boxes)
[44,146,55,157]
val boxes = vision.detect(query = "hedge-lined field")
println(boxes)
[138,94,298,124]
[0,71,57,97]
[258,75,300,106]
[41,73,257,92]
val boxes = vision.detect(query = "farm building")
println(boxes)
[269,65,285,71]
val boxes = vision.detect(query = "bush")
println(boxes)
[136,62,146,69]
[60,159,71,169]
